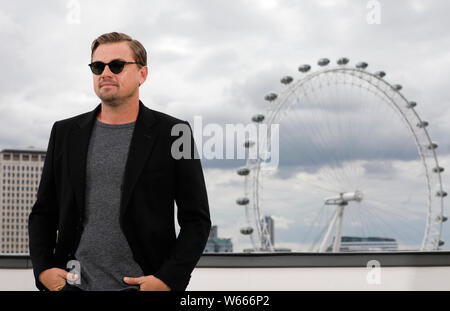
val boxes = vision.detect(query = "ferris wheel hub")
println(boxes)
[324,191,364,206]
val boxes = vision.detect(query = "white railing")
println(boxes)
[2,252,450,291]
[1,266,450,291]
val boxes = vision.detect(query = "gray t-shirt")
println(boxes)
[74,118,144,291]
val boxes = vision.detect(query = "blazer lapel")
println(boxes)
[68,104,101,218]
[120,101,159,220]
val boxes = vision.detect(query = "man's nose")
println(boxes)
[100,64,114,77]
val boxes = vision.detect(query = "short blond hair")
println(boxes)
[91,32,147,66]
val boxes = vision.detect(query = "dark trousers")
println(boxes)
[61,283,84,291]
[60,284,140,291]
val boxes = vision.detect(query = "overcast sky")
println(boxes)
[0,0,449,252]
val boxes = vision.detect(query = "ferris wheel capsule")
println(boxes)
[237,167,250,176]
[252,114,265,123]
[375,71,386,78]
[436,191,448,198]
[427,142,439,150]
[281,76,293,84]
[392,84,403,91]
[439,240,445,246]
[240,226,254,235]
[265,93,278,102]
[337,57,350,65]
[244,140,255,148]
[417,121,429,128]
[236,197,250,205]
[433,167,444,173]
[298,64,311,73]
[356,62,368,69]
[407,101,417,108]
[436,215,448,222]
[318,58,330,66]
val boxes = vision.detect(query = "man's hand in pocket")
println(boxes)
[38,268,78,291]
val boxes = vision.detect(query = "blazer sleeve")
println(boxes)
[153,121,211,291]
[28,122,59,291]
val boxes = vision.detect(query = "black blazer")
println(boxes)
[28,101,211,291]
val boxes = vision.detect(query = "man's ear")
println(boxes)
[139,66,149,85]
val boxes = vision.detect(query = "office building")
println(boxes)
[0,149,45,254]
[204,225,233,253]
[327,236,398,252]
[261,215,274,247]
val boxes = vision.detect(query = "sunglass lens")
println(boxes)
[90,62,105,75]
[109,60,126,74]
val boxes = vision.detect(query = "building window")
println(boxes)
[13,154,20,161]
[3,154,11,160]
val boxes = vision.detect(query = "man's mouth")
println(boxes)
[100,82,118,88]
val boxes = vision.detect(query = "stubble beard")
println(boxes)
[99,87,123,107]
[98,85,138,108]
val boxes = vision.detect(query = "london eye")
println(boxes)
[237,58,447,252]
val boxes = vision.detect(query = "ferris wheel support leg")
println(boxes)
[319,207,340,252]
[332,205,345,252]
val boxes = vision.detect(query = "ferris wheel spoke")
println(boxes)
[304,85,355,188]
[300,204,328,242]
[363,199,427,232]
[309,212,334,252]
[360,203,419,248]
[366,204,425,242]
[364,195,428,220]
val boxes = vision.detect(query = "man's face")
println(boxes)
[91,42,147,105]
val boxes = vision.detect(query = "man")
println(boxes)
[28,32,211,291]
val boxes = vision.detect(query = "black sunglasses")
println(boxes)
[88,59,139,75]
